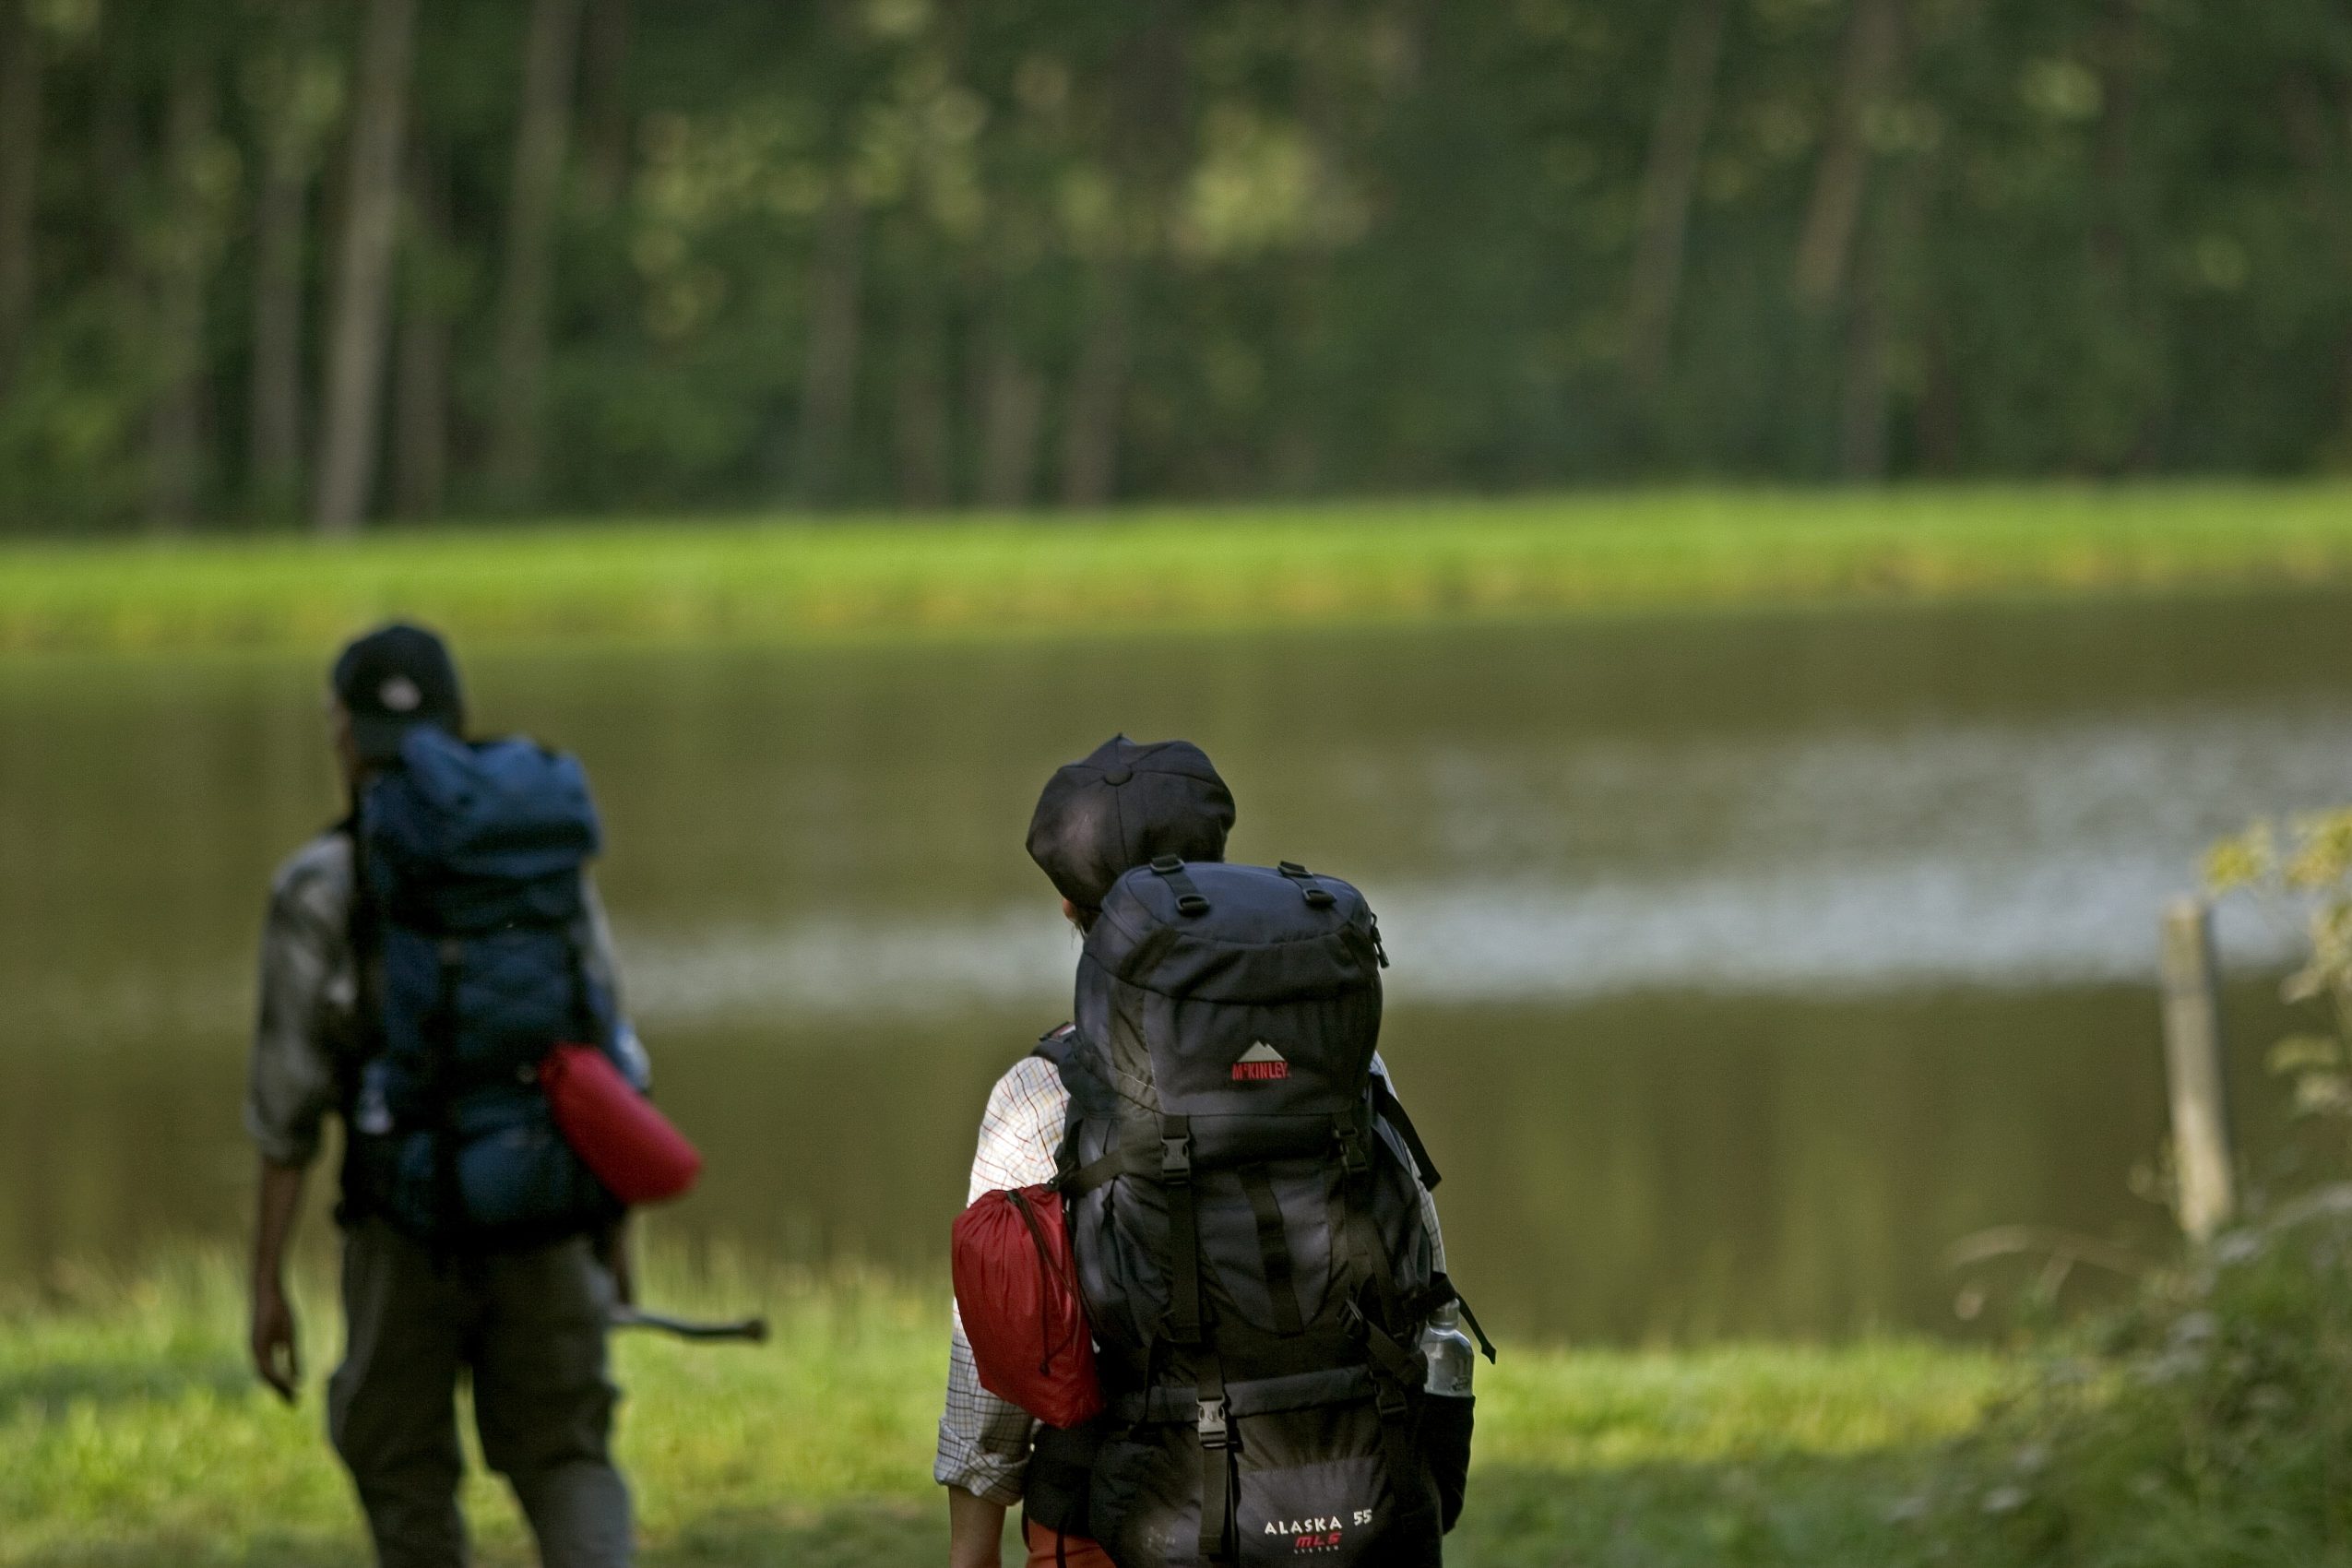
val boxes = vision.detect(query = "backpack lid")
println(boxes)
[363,724,600,885]
[1085,860,1382,1004]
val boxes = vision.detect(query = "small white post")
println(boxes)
[2159,895,2236,1244]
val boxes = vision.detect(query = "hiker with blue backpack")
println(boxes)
[942,737,1491,1568]
[244,624,676,1568]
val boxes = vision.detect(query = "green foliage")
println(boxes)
[1902,1199,2352,1567]
[19,1236,2352,1565]
[1876,807,2352,1565]
[0,1250,2004,1567]
[2208,807,2352,1148]
[0,0,2348,530]
[2,484,2351,655]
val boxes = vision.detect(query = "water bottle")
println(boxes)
[1420,1301,1476,1398]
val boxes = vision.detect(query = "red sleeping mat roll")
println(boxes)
[541,1042,703,1206]
[952,1184,1103,1429]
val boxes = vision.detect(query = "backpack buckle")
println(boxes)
[1150,855,1184,874]
[1160,1134,1194,1183]
[1196,1396,1230,1449]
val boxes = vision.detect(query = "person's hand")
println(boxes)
[250,1277,301,1403]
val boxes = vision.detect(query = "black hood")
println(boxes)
[1026,735,1236,910]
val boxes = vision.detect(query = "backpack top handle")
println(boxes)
[1147,855,1213,917]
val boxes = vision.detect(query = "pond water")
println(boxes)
[4,588,2347,1343]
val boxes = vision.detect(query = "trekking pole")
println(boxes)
[608,1305,769,1344]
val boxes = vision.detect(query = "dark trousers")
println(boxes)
[328,1219,633,1568]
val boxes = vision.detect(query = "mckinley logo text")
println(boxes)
[1232,1040,1290,1082]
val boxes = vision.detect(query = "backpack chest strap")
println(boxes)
[1057,1116,1349,1194]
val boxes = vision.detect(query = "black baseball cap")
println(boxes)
[1027,735,1236,910]
[330,623,466,763]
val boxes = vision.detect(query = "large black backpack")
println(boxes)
[1039,856,1488,1568]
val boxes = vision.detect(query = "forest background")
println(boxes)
[0,0,2343,536]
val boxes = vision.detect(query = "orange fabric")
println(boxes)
[1024,1518,1116,1567]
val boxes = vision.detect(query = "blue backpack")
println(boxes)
[342,724,628,1246]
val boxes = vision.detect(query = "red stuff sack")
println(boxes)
[952,1184,1103,1428]
[540,1043,703,1206]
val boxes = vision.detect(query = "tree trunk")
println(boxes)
[1625,0,1729,392]
[0,0,42,398]
[893,286,950,509]
[1915,324,1960,473]
[2279,76,2352,463]
[1836,252,1888,481]
[1059,2,1186,509]
[394,146,451,519]
[793,176,864,505]
[1058,267,1132,508]
[247,23,319,516]
[1273,0,1345,494]
[2094,0,2159,469]
[487,0,586,508]
[579,0,633,209]
[1792,0,1903,309]
[1838,134,1930,482]
[2090,0,2144,279]
[91,15,143,280]
[147,57,219,530]
[975,335,1042,509]
[313,0,419,536]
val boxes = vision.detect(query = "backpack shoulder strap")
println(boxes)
[1371,1073,1442,1192]
[1030,1024,1099,1191]
[338,816,390,1071]
[1030,1021,1078,1067]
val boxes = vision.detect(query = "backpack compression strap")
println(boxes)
[1408,1273,1499,1365]
[1154,1113,1236,1565]
[1372,1074,1443,1191]
[1332,1105,1439,1538]
[427,937,468,1253]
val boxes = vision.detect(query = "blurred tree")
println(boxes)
[313,0,417,534]
[1625,0,1728,398]
[145,42,224,529]
[486,0,585,506]
[0,0,42,403]
[392,135,453,518]
[0,0,2347,531]
[243,0,339,516]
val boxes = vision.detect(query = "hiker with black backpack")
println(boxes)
[244,624,651,1568]
[941,736,1491,1568]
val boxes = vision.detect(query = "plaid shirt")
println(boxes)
[933,1045,1443,1503]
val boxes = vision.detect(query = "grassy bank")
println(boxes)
[5,485,2351,654]
[0,1251,2007,1568]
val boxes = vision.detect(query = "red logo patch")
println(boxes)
[1232,1041,1289,1082]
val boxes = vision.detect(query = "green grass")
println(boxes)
[0,1251,2008,1568]
[5,484,2352,653]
